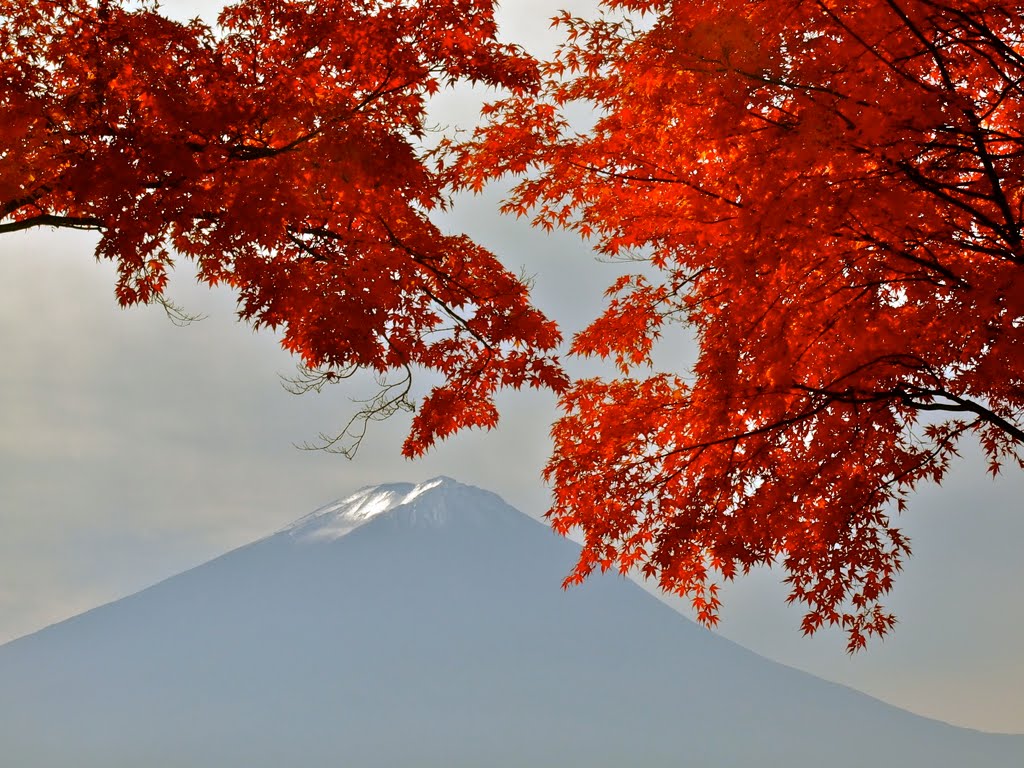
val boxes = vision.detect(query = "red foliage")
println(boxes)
[6,0,1024,650]
[0,0,566,455]
[456,0,1024,650]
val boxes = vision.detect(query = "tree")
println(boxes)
[0,0,566,456]
[6,1,1023,652]
[455,0,1024,649]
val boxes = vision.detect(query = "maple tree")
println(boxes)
[6,0,1024,651]
[455,0,1024,649]
[0,0,565,455]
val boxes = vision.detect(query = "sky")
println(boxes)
[1,0,1023,735]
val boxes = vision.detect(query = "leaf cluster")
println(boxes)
[457,0,1024,650]
[0,0,564,455]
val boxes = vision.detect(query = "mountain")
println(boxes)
[0,477,1020,767]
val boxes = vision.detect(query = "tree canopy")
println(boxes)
[458,0,1024,648]
[0,0,566,455]
[3,0,1023,649]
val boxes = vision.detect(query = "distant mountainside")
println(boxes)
[1,477,1020,767]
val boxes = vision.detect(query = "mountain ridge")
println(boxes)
[1,476,1020,767]
[280,476,524,541]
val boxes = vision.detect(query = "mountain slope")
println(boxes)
[1,477,1020,767]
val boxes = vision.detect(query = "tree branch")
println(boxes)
[0,215,104,234]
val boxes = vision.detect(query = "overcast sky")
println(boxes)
[1,0,1022,735]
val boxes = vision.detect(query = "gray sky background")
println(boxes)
[1,0,1022,735]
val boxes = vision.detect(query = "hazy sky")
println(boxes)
[1,0,1022,735]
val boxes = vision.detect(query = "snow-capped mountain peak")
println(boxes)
[3,476,1022,767]
[281,476,479,542]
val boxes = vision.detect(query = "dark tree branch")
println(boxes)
[0,214,104,234]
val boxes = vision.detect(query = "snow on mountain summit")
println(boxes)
[281,476,518,542]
